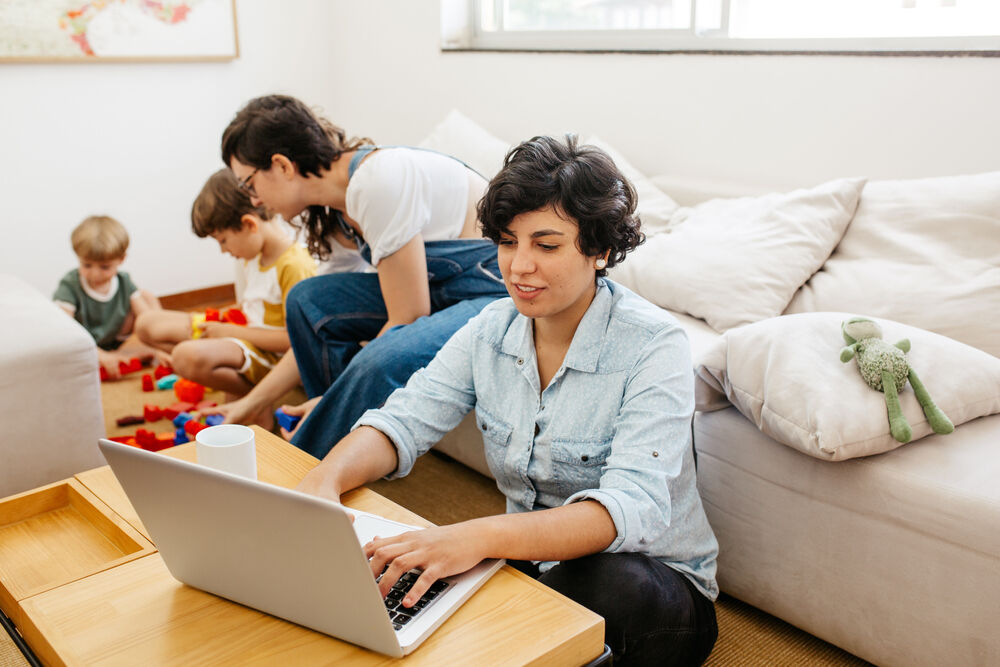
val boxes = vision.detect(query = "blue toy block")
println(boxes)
[172,412,193,428]
[205,414,225,426]
[156,373,179,390]
[275,407,301,432]
[174,427,189,445]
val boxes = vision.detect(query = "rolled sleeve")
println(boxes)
[566,325,694,555]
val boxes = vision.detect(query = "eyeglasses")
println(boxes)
[237,168,259,197]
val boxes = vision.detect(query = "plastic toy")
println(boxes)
[275,408,301,433]
[141,374,155,392]
[115,415,145,427]
[223,308,248,325]
[162,401,195,421]
[196,400,218,411]
[840,316,955,443]
[118,358,143,375]
[174,428,189,445]
[172,412,194,428]
[153,363,173,380]
[156,374,178,390]
[143,404,163,422]
[174,378,206,404]
[184,419,207,437]
[205,307,221,322]
[205,414,225,426]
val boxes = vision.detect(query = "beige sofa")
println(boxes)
[424,112,1000,667]
[0,274,106,498]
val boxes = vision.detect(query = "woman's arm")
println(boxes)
[295,425,399,501]
[374,235,431,337]
[365,500,616,607]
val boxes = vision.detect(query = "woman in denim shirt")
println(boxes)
[214,95,507,449]
[298,136,719,666]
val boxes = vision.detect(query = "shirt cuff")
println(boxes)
[353,409,416,480]
[563,488,640,554]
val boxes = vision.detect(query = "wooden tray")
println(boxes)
[0,478,154,626]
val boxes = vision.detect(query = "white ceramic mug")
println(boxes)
[195,424,257,480]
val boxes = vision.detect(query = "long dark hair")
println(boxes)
[221,94,372,259]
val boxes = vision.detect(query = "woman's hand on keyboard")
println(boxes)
[364,522,487,607]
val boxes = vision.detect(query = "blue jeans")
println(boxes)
[285,239,506,458]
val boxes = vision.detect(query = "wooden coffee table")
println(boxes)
[1,427,604,666]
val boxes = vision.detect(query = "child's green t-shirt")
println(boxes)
[53,269,138,350]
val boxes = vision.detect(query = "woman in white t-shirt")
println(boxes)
[216,95,507,456]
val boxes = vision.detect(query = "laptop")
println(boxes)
[97,439,504,657]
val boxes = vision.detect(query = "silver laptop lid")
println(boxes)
[98,439,403,656]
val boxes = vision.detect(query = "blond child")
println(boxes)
[54,215,162,380]
[135,169,315,400]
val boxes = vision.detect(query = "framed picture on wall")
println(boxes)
[0,0,239,62]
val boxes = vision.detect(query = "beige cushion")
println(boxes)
[609,178,866,331]
[419,109,510,180]
[784,171,1000,358]
[582,136,680,235]
[695,312,1000,461]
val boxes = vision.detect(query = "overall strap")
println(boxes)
[348,144,486,181]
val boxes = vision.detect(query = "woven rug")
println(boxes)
[99,373,871,666]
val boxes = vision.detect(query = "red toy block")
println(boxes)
[148,433,175,452]
[162,401,196,421]
[99,366,109,381]
[108,435,134,444]
[141,374,155,392]
[143,404,163,422]
[223,308,247,325]
[153,363,173,380]
[205,307,220,322]
[195,400,218,411]
[184,419,207,437]
[174,378,206,404]
[135,428,157,449]
[115,415,145,427]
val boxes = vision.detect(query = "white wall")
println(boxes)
[4,0,998,297]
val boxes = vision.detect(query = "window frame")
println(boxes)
[441,0,1000,56]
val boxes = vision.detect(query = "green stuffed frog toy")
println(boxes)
[840,316,954,443]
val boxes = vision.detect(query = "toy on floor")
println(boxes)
[275,407,301,433]
[153,363,173,380]
[99,356,147,382]
[156,373,179,390]
[174,378,206,404]
[840,316,954,443]
[115,415,145,427]
[141,374,155,392]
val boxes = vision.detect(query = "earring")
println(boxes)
[595,258,607,270]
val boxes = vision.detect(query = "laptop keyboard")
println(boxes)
[379,570,450,631]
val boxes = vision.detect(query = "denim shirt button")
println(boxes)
[652,451,659,457]
[581,455,589,462]
[481,422,488,431]
[517,358,524,365]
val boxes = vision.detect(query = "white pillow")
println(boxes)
[419,109,510,180]
[582,136,680,235]
[609,177,866,332]
[784,171,1000,358]
[695,312,1000,461]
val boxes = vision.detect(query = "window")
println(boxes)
[441,0,1000,54]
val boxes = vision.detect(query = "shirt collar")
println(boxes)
[499,278,613,374]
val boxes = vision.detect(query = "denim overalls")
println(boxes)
[286,146,507,458]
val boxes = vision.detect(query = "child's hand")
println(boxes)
[277,397,321,440]
[96,349,126,381]
[198,322,240,339]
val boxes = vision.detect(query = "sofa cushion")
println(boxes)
[419,109,510,180]
[695,311,1000,460]
[609,177,866,331]
[784,171,1000,358]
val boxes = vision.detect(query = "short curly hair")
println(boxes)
[478,135,644,277]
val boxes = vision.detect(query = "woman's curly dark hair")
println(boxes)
[477,134,644,277]
[220,94,372,260]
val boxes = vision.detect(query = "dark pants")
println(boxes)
[510,553,718,667]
